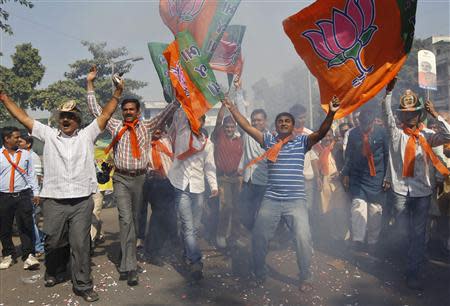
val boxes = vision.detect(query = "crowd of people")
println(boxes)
[0,67,449,302]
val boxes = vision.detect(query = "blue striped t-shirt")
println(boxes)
[263,132,309,200]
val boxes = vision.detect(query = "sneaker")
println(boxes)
[23,254,40,270]
[0,255,15,270]
[216,236,227,249]
[136,239,144,249]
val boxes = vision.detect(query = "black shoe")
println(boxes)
[147,256,164,267]
[127,270,138,286]
[406,276,424,291]
[73,288,99,302]
[118,271,128,281]
[44,274,65,287]
[190,262,203,281]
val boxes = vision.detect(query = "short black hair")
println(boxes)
[121,98,140,111]
[288,104,307,117]
[223,115,236,125]
[1,126,20,142]
[275,112,295,126]
[251,109,267,119]
[21,134,34,148]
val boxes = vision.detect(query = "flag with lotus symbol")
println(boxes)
[160,0,241,61]
[210,24,245,74]
[283,0,418,118]
[164,30,224,134]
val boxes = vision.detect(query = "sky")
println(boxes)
[0,0,449,103]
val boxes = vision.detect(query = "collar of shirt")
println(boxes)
[58,129,79,137]
[1,146,22,154]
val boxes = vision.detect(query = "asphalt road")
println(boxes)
[0,207,449,306]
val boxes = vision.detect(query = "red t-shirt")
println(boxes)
[214,128,243,175]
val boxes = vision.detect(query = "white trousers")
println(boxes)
[351,198,382,244]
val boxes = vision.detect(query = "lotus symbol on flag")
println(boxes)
[302,0,378,87]
[168,0,205,22]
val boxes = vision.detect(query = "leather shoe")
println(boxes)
[127,270,138,286]
[73,288,99,302]
[118,271,128,281]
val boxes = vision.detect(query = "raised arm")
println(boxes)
[423,100,450,147]
[0,91,34,132]
[86,65,122,132]
[142,101,179,133]
[222,97,263,146]
[381,77,400,140]
[307,97,340,151]
[211,103,226,142]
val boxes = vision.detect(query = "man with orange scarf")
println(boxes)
[342,107,389,254]
[382,78,450,290]
[142,127,177,267]
[87,72,178,287]
[222,96,340,292]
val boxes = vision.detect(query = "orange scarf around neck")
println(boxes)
[2,149,26,192]
[402,126,450,177]
[245,135,293,169]
[151,139,173,176]
[362,131,376,177]
[105,119,141,159]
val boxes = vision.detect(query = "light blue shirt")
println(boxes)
[0,146,39,196]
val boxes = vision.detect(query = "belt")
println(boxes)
[115,168,146,177]
[0,189,31,198]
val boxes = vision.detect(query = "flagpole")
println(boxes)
[308,70,313,128]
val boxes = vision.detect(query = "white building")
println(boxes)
[425,36,450,110]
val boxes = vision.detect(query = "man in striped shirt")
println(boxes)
[222,97,340,291]
[87,72,178,286]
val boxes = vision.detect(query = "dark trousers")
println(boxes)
[143,176,177,257]
[0,190,35,261]
[43,196,94,291]
[239,182,266,231]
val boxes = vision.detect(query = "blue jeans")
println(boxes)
[391,192,430,277]
[33,205,44,253]
[252,197,313,282]
[174,188,204,265]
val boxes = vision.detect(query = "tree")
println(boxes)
[0,43,44,120]
[29,41,147,125]
[0,0,33,34]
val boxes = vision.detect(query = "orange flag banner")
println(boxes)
[283,0,417,118]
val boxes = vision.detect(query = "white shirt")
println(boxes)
[239,133,268,186]
[148,136,173,177]
[168,109,217,194]
[382,93,450,197]
[32,120,101,199]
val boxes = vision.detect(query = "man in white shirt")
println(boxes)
[168,108,218,281]
[0,66,122,303]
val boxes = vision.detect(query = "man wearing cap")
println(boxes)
[0,66,123,302]
[382,78,450,290]
[342,107,389,254]
[87,70,178,286]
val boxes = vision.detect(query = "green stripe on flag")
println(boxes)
[177,30,224,106]
[202,0,242,62]
[148,42,174,103]
[396,0,418,53]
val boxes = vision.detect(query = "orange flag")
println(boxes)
[283,0,417,118]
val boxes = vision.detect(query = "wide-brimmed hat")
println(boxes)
[58,100,81,114]
[397,90,423,112]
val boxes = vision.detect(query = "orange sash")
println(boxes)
[151,140,174,176]
[319,142,334,176]
[176,133,208,161]
[3,150,26,192]
[402,127,450,177]
[245,135,293,169]
[105,119,141,159]
[362,132,376,177]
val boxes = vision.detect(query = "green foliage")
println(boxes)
[0,0,33,35]
[35,41,147,124]
[0,43,44,120]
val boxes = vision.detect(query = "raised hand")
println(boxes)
[87,65,97,83]
[386,76,397,93]
[329,96,341,113]
[425,100,438,118]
